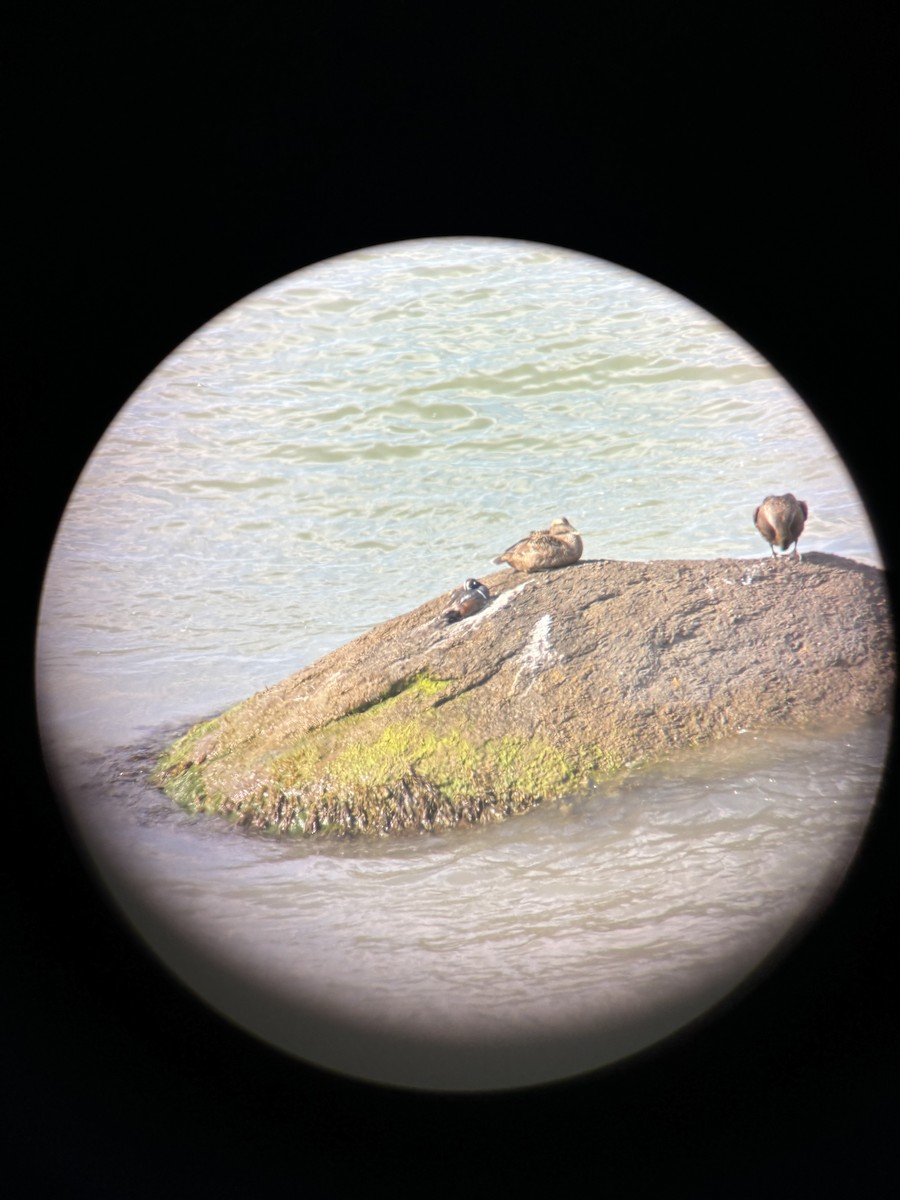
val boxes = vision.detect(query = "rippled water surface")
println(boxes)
[36,237,889,1089]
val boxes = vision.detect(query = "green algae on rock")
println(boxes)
[153,554,894,836]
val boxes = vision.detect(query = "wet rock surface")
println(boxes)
[154,554,894,835]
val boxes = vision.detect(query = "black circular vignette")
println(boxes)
[8,5,898,1194]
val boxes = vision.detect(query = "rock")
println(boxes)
[153,554,895,836]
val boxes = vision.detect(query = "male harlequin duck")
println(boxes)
[492,517,583,572]
[753,493,809,559]
[440,578,490,624]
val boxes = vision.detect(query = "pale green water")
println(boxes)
[35,237,889,1090]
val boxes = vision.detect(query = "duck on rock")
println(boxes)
[753,493,809,559]
[439,578,491,624]
[492,517,583,573]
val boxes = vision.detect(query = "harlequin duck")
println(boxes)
[440,578,490,624]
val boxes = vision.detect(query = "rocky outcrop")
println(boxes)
[153,554,894,836]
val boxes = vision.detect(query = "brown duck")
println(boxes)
[753,493,809,558]
[492,517,583,572]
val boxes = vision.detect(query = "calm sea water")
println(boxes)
[36,237,889,1090]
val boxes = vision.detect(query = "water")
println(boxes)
[35,237,890,1090]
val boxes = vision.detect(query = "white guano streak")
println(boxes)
[513,612,554,693]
